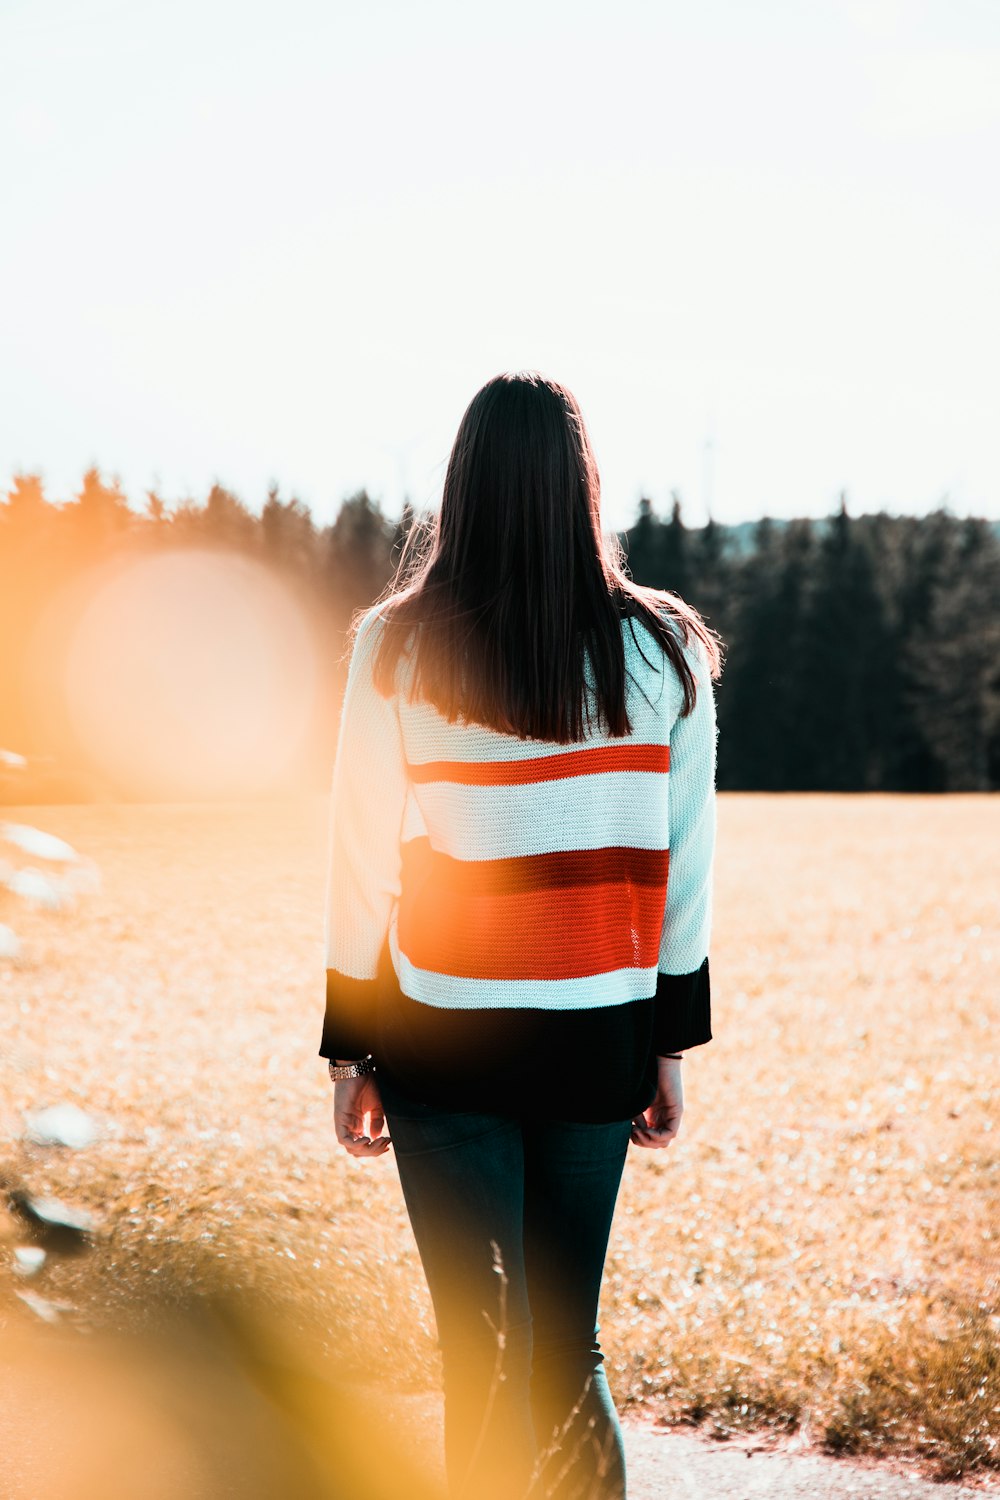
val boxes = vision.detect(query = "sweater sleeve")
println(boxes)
[319,608,408,1061]
[654,634,718,1052]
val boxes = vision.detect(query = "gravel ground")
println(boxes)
[391,1394,1000,1499]
[621,1414,1000,1499]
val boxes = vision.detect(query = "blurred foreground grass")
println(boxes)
[0,793,997,1487]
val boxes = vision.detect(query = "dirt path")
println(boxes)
[388,1394,999,1499]
[621,1413,999,1499]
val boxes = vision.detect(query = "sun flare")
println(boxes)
[61,549,320,798]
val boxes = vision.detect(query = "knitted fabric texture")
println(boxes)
[323,605,718,1038]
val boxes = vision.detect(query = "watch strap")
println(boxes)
[328,1055,376,1081]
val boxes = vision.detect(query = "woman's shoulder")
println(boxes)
[624,595,717,679]
[620,598,694,673]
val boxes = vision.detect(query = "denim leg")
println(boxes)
[380,1080,537,1500]
[522,1118,633,1500]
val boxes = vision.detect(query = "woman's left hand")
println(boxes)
[332,1074,393,1159]
[630,1056,684,1149]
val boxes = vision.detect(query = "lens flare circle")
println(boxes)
[65,549,319,797]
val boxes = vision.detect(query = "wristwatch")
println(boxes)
[328,1055,376,1081]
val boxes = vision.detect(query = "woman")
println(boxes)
[320,371,722,1500]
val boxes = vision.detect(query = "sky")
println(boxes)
[1,0,998,533]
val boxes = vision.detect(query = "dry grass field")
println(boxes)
[1,793,997,1489]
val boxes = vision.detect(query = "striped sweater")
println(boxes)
[321,604,718,1058]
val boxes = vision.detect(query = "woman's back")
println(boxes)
[322,601,717,1119]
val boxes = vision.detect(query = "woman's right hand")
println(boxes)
[332,1072,393,1159]
[630,1057,684,1149]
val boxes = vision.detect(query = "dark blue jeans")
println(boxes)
[379,1069,633,1500]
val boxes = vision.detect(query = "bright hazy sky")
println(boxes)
[2,0,998,532]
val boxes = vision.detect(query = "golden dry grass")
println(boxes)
[1,794,998,1483]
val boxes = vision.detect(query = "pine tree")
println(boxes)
[787,494,889,790]
[717,515,815,789]
[64,466,133,552]
[904,517,1000,791]
[621,496,662,586]
[661,492,691,599]
[324,490,396,624]
[261,483,317,577]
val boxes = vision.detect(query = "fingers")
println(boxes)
[334,1105,392,1158]
[335,1113,393,1157]
[630,1113,681,1150]
[630,1126,677,1149]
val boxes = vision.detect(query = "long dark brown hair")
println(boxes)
[364,370,723,741]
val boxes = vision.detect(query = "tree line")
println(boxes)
[1,469,997,798]
[625,494,999,793]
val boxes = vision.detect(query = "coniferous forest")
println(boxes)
[1,469,998,800]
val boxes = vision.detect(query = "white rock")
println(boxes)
[13,1246,47,1276]
[25,1103,101,1149]
[5,867,69,909]
[0,822,79,863]
[15,1289,76,1323]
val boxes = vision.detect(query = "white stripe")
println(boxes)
[402,701,594,765]
[391,935,660,1010]
[410,770,670,860]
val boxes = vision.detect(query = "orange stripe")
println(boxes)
[401,840,668,895]
[407,742,670,786]
[398,866,670,981]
